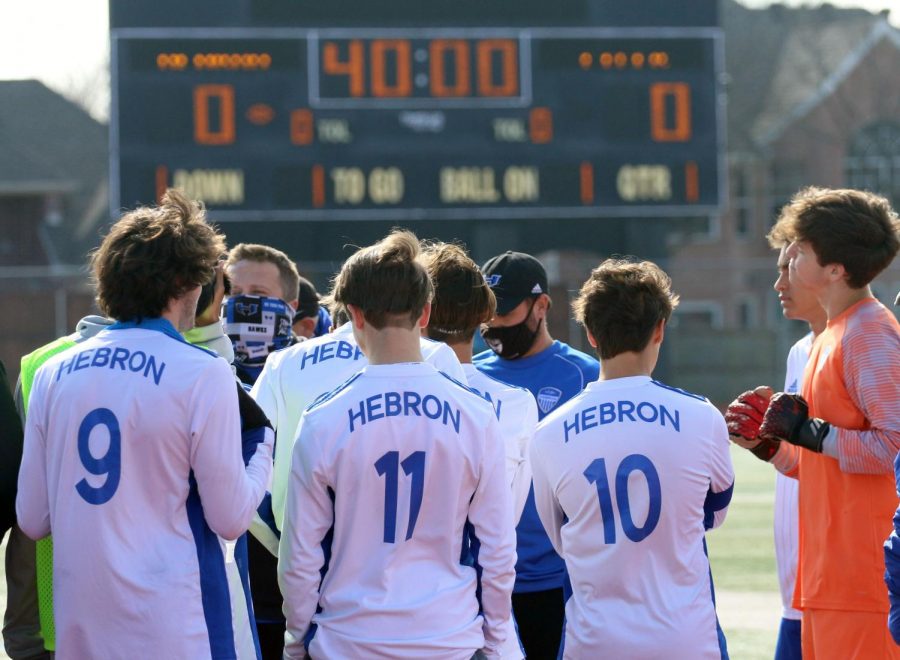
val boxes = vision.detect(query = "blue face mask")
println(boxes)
[222,295,294,365]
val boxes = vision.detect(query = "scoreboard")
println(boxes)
[110,1,724,220]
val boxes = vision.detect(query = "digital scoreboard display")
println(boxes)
[111,11,723,220]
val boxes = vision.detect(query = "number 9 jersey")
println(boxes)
[16,320,273,660]
[530,375,734,659]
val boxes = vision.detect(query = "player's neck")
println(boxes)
[807,312,827,338]
[599,350,656,381]
[364,326,425,365]
[448,340,473,364]
[820,284,872,321]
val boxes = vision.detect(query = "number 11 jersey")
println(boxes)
[279,362,517,660]
[530,375,734,659]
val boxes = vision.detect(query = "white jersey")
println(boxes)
[278,362,516,660]
[251,322,465,530]
[775,332,813,621]
[530,376,734,660]
[462,363,537,524]
[16,320,272,660]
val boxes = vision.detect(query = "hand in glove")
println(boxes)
[759,392,830,453]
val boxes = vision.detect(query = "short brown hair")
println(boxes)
[330,230,433,330]
[418,242,496,343]
[768,187,900,288]
[226,243,300,302]
[572,258,679,360]
[91,189,225,321]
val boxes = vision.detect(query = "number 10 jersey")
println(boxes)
[530,375,734,659]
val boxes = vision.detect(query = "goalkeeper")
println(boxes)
[725,187,900,658]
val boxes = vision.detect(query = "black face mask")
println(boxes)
[481,299,541,360]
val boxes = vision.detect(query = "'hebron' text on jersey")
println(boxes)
[530,375,734,659]
[55,346,165,385]
[299,339,364,370]
[563,400,680,442]
[347,391,461,433]
[15,318,273,660]
[278,362,516,659]
[251,322,466,532]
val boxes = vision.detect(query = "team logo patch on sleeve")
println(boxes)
[537,386,563,414]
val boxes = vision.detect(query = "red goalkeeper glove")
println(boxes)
[725,387,780,461]
[759,392,831,453]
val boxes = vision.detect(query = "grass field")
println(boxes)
[0,446,782,659]
[709,446,782,659]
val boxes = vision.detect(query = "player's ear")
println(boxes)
[828,263,847,284]
[585,329,598,349]
[346,304,366,330]
[417,301,432,329]
[653,319,666,345]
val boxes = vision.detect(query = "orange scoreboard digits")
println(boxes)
[113,28,721,219]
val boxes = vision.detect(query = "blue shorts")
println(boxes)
[775,617,802,660]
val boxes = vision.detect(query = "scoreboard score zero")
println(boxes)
[111,28,723,220]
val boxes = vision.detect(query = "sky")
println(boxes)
[0,0,896,121]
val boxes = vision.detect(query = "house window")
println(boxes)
[845,121,900,207]
[731,161,753,238]
[737,296,758,330]
[670,301,724,331]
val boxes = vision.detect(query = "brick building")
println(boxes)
[664,2,900,402]
[0,80,108,382]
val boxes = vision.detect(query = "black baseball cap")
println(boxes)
[481,251,548,316]
[293,277,320,322]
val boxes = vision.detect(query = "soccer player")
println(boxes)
[531,258,734,659]
[728,239,827,660]
[728,187,900,658]
[251,281,464,534]
[418,241,537,522]
[278,230,516,659]
[15,190,273,659]
[474,250,599,657]
[419,241,539,659]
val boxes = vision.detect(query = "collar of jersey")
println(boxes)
[585,374,652,391]
[108,317,187,344]
[361,362,436,377]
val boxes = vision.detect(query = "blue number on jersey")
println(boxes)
[375,450,426,543]
[583,454,661,543]
[75,408,121,505]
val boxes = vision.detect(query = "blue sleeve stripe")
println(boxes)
[702,537,730,659]
[306,371,364,413]
[703,482,734,530]
[650,380,707,402]
[186,472,236,659]
[241,426,272,467]
[232,535,262,659]
[256,493,280,540]
[437,371,481,397]
[459,521,484,613]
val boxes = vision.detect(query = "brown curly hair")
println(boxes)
[572,258,679,360]
[768,187,900,288]
[91,189,226,321]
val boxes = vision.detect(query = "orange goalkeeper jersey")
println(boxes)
[795,297,900,613]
